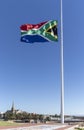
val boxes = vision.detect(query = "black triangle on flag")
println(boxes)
[46,25,57,36]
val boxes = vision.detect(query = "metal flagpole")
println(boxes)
[60,0,64,124]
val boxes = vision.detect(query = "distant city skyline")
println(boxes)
[0,0,84,115]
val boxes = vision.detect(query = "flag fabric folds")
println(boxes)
[20,20,58,43]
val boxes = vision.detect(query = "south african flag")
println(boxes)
[20,20,58,43]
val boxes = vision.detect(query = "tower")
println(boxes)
[11,101,15,113]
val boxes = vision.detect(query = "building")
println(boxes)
[5,102,22,117]
[0,112,5,119]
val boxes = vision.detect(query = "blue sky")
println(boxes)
[0,0,84,115]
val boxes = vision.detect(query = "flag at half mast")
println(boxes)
[20,20,58,43]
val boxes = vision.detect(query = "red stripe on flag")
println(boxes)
[20,21,48,31]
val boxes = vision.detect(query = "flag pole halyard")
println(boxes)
[60,0,64,124]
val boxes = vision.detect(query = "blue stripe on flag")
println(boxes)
[21,35,49,43]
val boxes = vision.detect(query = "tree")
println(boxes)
[39,114,44,121]
[45,116,51,121]
[5,111,16,120]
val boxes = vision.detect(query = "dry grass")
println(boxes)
[0,120,20,126]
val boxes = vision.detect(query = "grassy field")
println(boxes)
[75,128,84,130]
[0,121,20,126]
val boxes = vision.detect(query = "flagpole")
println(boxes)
[60,0,64,124]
